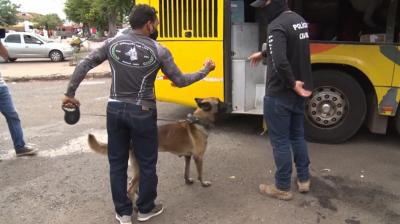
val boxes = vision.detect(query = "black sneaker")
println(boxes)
[16,145,38,157]
[137,204,164,222]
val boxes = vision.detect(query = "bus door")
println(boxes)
[230,0,266,114]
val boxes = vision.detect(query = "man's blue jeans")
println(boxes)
[263,95,310,191]
[0,85,26,151]
[107,101,158,216]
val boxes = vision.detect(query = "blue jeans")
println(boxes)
[0,85,26,151]
[263,95,310,191]
[107,101,158,216]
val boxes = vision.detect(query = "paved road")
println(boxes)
[0,79,399,224]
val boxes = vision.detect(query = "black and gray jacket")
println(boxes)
[65,30,211,108]
[263,11,313,97]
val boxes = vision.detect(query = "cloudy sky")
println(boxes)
[11,0,67,19]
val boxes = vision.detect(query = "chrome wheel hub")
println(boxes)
[307,87,347,127]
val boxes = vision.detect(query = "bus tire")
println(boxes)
[304,69,366,143]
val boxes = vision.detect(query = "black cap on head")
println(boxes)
[251,0,288,23]
[250,0,286,8]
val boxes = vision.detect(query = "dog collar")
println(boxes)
[186,113,200,124]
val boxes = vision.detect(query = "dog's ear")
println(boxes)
[195,98,212,111]
[195,98,203,106]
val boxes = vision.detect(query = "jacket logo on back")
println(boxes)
[110,41,156,68]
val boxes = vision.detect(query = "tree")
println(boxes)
[65,0,107,36]
[33,14,63,30]
[64,0,132,37]
[0,0,20,26]
[93,0,132,37]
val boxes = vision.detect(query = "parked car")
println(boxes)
[0,32,74,62]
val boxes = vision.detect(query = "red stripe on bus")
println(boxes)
[310,44,338,55]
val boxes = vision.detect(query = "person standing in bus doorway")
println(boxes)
[62,4,215,224]
[248,0,313,201]
[0,29,38,158]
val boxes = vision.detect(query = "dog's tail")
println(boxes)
[88,134,108,155]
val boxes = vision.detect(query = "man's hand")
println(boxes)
[293,81,312,98]
[248,52,263,66]
[62,96,80,108]
[204,59,216,71]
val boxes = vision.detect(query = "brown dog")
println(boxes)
[88,97,225,199]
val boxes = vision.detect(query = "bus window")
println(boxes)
[292,0,391,43]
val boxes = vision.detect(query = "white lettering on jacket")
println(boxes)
[292,22,308,31]
[299,32,309,40]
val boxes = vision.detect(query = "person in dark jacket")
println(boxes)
[248,0,313,201]
[62,5,215,224]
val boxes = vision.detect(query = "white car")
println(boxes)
[1,32,74,62]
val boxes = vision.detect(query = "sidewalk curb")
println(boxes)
[3,72,111,82]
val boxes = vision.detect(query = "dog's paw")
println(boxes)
[185,178,194,185]
[201,181,212,187]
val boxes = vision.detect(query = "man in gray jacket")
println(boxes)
[62,4,215,224]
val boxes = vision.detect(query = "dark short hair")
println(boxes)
[129,4,158,29]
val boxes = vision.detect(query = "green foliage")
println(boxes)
[64,0,132,36]
[0,0,20,26]
[33,14,63,30]
[64,0,91,24]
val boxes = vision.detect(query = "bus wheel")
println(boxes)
[304,70,366,143]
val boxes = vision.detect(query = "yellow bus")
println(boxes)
[136,0,400,143]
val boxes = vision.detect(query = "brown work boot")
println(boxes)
[297,180,311,193]
[259,184,293,201]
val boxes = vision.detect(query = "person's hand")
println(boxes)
[62,96,80,108]
[248,52,263,66]
[293,81,312,98]
[204,59,216,71]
